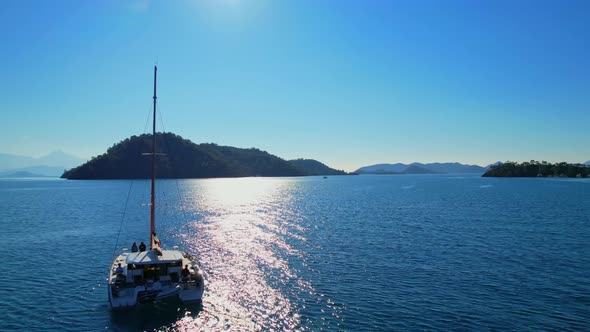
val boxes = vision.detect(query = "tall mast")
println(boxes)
[150,65,157,250]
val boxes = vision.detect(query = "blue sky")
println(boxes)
[1,0,588,171]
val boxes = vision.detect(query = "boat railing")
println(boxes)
[112,281,137,290]
[182,274,202,287]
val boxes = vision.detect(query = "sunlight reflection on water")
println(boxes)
[177,178,308,330]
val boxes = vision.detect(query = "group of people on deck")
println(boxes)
[131,242,146,253]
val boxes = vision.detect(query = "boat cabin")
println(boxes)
[120,250,184,284]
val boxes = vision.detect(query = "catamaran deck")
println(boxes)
[109,249,204,308]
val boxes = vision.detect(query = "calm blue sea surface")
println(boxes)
[1,174,589,331]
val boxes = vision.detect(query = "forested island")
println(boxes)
[482,161,590,178]
[62,133,347,179]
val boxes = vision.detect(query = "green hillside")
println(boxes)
[62,133,345,179]
[288,159,347,176]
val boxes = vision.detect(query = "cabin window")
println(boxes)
[168,261,181,268]
[143,264,168,280]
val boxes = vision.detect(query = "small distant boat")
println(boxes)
[323,176,328,179]
[108,66,204,308]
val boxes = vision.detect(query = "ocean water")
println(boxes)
[0,174,589,331]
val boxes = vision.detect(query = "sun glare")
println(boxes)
[178,177,306,329]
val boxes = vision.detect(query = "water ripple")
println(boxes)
[1,176,589,331]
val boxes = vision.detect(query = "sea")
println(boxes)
[0,174,589,331]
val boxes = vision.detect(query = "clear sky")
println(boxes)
[1,0,588,171]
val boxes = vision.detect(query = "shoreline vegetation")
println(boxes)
[61,133,348,179]
[482,161,590,178]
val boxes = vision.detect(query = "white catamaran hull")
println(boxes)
[109,250,204,308]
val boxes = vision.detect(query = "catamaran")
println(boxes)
[108,66,205,308]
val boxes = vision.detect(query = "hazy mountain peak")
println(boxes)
[37,150,85,169]
[42,149,65,156]
[0,150,85,176]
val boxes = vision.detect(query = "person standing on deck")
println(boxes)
[181,265,190,288]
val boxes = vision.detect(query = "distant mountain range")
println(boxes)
[0,170,56,178]
[0,166,68,178]
[354,162,488,174]
[0,151,85,177]
[62,133,347,179]
[355,160,589,176]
